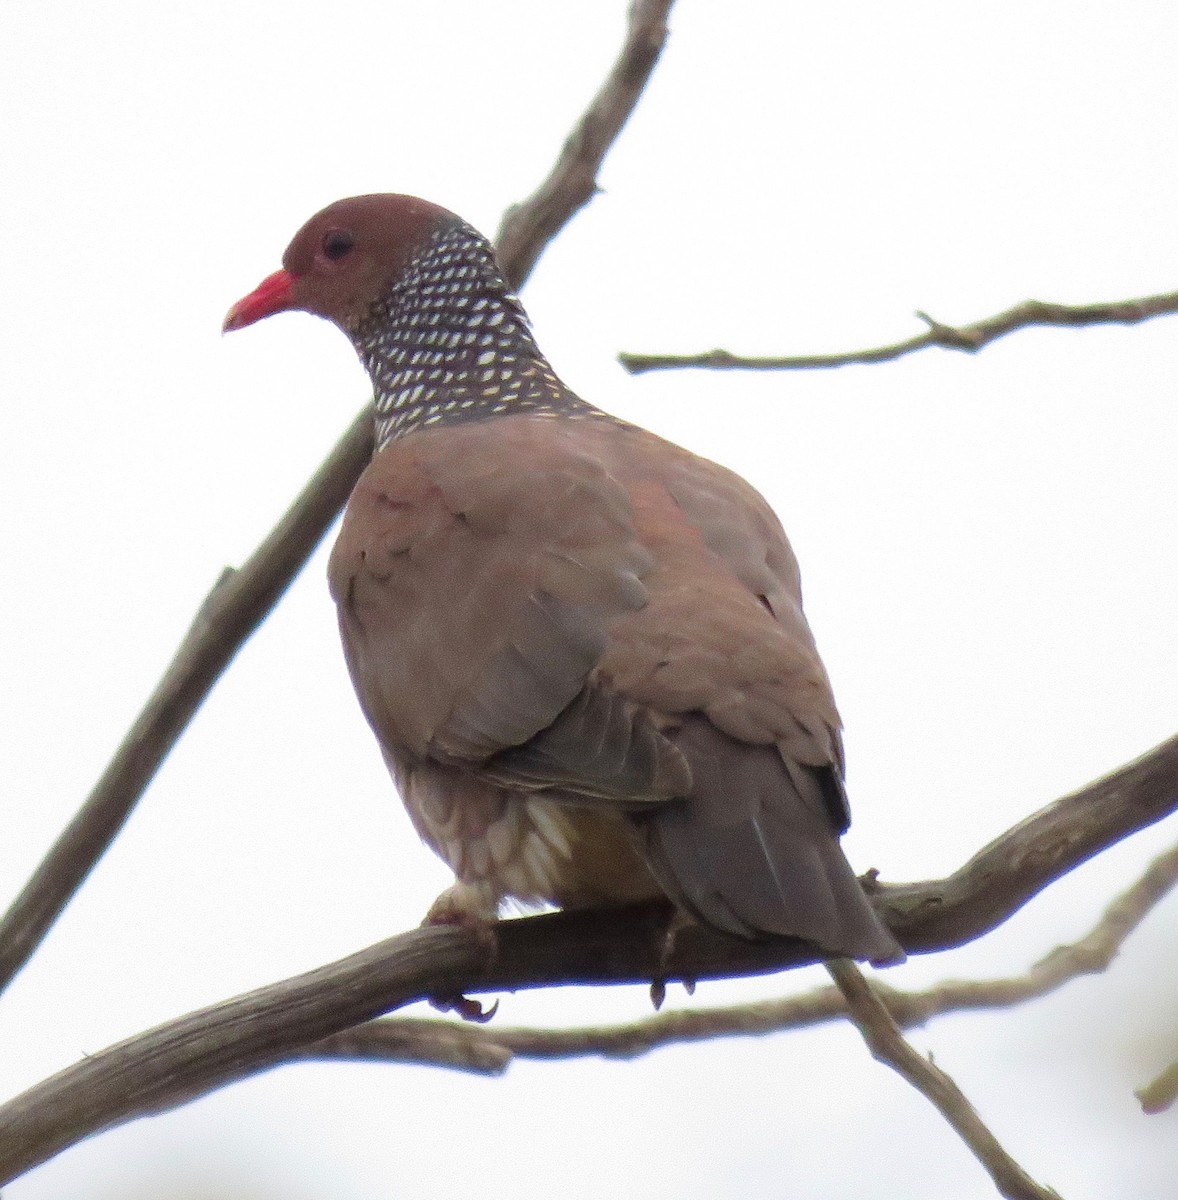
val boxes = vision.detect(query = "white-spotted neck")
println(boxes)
[350,221,602,451]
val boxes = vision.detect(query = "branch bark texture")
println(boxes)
[0,927,490,1185]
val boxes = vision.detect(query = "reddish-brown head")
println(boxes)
[223,194,459,334]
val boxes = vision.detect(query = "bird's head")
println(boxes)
[223,193,459,335]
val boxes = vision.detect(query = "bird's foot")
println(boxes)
[648,907,696,1009]
[430,993,500,1023]
[423,882,501,1022]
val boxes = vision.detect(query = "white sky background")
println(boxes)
[1,1,1177,1196]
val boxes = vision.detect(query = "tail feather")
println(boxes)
[640,716,903,965]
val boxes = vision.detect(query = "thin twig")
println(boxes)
[827,958,1062,1200]
[0,0,678,1000]
[1,737,1176,1186]
[617,290,1178,374]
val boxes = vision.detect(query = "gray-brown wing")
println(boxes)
[550,423,898,958]
[329,416,689,803]
[485,681,692,804]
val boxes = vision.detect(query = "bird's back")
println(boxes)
[330,411,900,962]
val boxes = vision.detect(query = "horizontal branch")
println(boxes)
[284,837,1178,1072]
[1,732,1176,1186]
[618,289,1178,374]
[0,0,676,1001]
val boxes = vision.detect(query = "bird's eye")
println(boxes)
[321,230,355,261]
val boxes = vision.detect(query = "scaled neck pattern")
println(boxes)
[350,221,603,452]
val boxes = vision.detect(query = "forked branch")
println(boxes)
[1,733,1175,1186]
[618,290,1178,374]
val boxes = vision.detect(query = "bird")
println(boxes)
[224,193,903,969]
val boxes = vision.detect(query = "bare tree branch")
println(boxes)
[827,958,1062,1200]
[617,290,1178,375]
[495,0,673,285]
[0,0,677,1000]
[0,926,492,1186]
[1,734,1175,1186]
[0,6,1171,1190]
[290,837,1178,1070]
[875,732,1178,954]
[0,412,372,998]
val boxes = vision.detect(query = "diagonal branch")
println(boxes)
[0,0,678,1000]
[827,958,1062,1200]
[495,0,673,286]
[874,732,1178,954]
[617,290,1178,375]
[1,733,1175,1186]
[0,411,371,997]
[0,925,492,1186]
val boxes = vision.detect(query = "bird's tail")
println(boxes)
[640,716,903,965]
